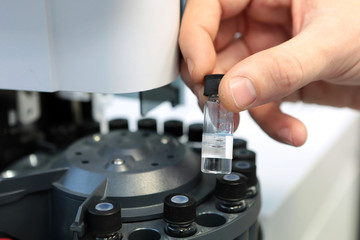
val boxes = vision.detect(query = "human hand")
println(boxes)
[179,0,360,146]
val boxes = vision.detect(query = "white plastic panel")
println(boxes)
[0,0,180,93]
[0,0,54,91]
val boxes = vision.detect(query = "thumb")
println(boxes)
[219,28,328,112]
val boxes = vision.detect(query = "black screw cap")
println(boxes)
[233,148,256,164]
[137,118,157,132]
[163,193,197,225]
[188,123,203,142]
[214,173,248,202]
[164,120,183,137]
[232,160,258,187]
[204,74,224,96]
[233,138,247,149]
[109,118,129,130]
[86,200,122,236]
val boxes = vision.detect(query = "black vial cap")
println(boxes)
[214,173,248,202]
[164,120,183,137]
[233,148,256,164]
[163,193,197,225]
[188,123,203,142]
[86,200,122,236]
[137,118,157,132]
[109,118,129,130]
[233,138,247,149]
[204,74,224,96]
[232,160,257,187]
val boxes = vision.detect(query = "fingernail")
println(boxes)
[193,85,206,109]
[193,84,202,99]
[186,58,194,77]
[278,128,293,145]
[230,77,256,110]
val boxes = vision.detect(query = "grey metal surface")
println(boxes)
[51,130,209,220]
[0,130,261,240]
[140,81,180,116]
[0,169,68,239]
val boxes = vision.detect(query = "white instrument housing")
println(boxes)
[0,0,180,93]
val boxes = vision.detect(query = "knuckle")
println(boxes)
[261,0,291,8]
[266,52,305,94]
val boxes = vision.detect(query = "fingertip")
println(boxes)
[194,84,207,106]
[185,58,194,79]
[278,123,307,147]
[249,103,308,147]
[290,122,308,147]
[219,74,256,112]
[233,113,240,131]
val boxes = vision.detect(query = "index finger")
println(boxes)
[179,0,250,84]
[179,0,221,83]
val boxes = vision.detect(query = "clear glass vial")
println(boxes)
[201,74,234,174]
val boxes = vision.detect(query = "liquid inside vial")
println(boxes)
[201,133,233,174]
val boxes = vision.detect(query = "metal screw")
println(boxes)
[93,134,101,142]
[161,136,170,144]
[112,158,125,166]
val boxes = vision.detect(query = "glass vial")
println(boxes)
[201,74,234,174]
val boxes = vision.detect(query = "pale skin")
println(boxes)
[179,0,360,146]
